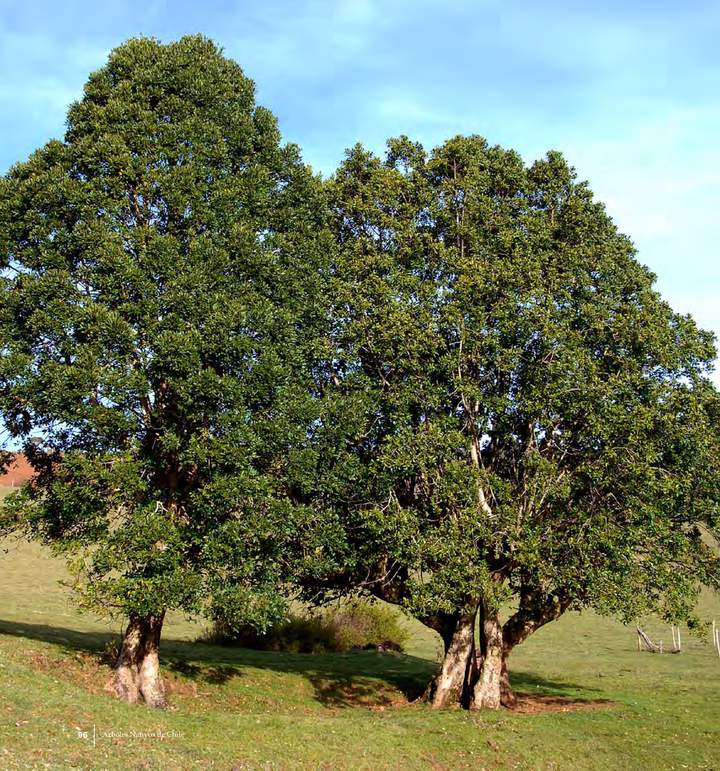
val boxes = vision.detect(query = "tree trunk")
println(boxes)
[426,608,478,709]
[137,614,166,707]
[113,615,143,704]
[113,612,167,708]
[496,587,571,708]
[499,652,517,707]
[471,606,504,710]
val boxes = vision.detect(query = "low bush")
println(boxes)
[199,600,409,654]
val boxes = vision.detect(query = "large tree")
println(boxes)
[0,36,328,707]
[309,135,720,710]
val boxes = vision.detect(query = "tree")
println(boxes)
[0,36,328,707]
[310,135,720,710]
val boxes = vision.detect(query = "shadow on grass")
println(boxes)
[166,659,241,686]
[509,670,602,699]
[0,618,598,708]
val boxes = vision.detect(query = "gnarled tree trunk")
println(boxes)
[113,612,167,708]
[425,607,478,709]
[471,604,505,710]
[423,589,570,711]
[499,651,517,707]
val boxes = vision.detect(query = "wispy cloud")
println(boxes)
[0,0,717,381]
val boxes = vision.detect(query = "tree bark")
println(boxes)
[470,604,504,710]
[499,652,517,707]
[113,615,144,704]
[423,589,569,711]
[493,587,571,709]
[113,612,167,708]
[426,608,478,709]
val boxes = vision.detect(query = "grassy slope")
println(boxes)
[1,494,719,769]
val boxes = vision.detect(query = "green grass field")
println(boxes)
[1,487,719,769]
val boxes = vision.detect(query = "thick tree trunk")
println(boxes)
[137,614,166,707]
[470,606,504,710]
[113,612,167,708]
[424,587,570,711]
[426,608,478,709]
[113,616,144,704]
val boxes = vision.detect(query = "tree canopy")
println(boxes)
[307,135,720,708]
[1,37,719,713]
[0,35,329,706]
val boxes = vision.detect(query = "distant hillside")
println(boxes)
[0,454,34,488]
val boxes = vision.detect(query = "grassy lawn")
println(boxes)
[1,494,719,769]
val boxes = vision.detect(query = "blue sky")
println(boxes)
[1,0,718,382]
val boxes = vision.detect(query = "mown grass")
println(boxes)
[1,500,719,769]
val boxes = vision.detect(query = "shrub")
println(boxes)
[199,600,409,653]
[324,601,409,652]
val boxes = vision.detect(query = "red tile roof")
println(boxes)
[0,454,34,487]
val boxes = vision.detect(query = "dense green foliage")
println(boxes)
[1,34,719,713]
[0,36,328,631]
[306,135,720,704]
